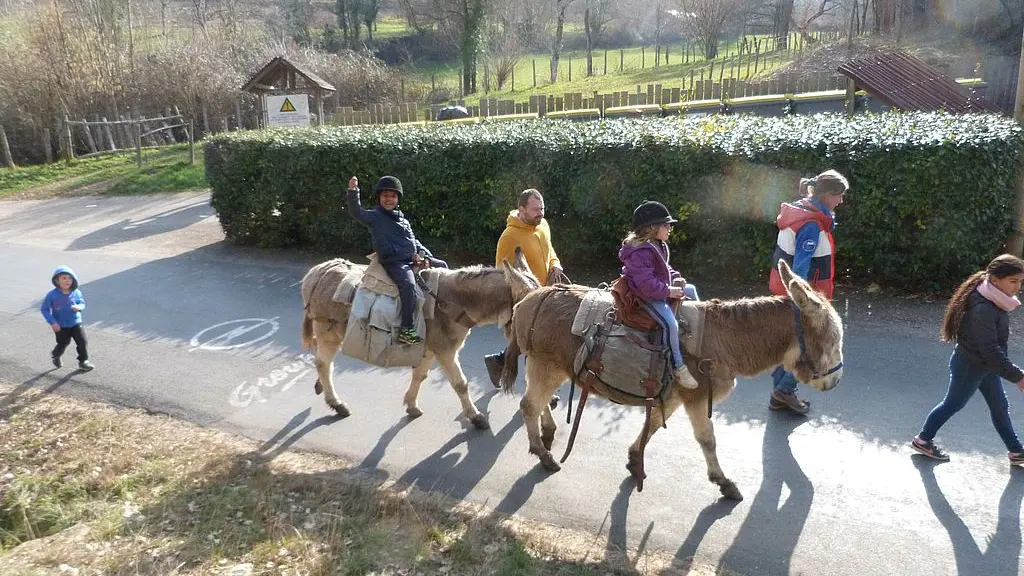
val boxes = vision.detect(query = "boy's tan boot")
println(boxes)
[674,365,699,389]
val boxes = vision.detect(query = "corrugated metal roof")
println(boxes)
[241,56,336,93]
[837,51,998,113]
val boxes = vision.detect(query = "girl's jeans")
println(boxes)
[918,351,1024,453]
[645,299,684,369]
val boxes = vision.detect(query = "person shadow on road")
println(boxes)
[913,457,1024,576]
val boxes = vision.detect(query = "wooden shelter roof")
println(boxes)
[241,56,336,94]
[837,51,996,113]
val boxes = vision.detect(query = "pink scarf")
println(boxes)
[978,278,1021,312]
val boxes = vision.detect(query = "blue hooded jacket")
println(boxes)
[346,187,433,263]
[40,266,85,328]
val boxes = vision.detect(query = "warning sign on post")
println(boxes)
[265,94,310,128]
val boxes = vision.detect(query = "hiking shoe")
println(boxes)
[1009,452,1024,466]
[484,353,504,388]
[397,328,423,345]
[674,365,699,389]
[78,360,95,372]
[51,355,62,369]
[769,390,810,414]
[910,437,949,461]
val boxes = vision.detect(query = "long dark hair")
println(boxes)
[940,254,1024,342]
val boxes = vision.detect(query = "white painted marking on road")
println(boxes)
[228,353,315,408]
[189,317,280,352]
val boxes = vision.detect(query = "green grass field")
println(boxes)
[0,145,205,197]
[406,34,802,106]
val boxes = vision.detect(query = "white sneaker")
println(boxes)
[674,365,698,389]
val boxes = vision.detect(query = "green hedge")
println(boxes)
[205,113,1024,288]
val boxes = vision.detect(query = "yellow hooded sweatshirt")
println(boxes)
[495,210,561,286]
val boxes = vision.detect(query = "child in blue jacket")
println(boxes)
[346,175,447,345]
[41,266,94,371]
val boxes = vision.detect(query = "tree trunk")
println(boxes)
[778,0,794,48]
[585,8,593,77]
[461,0,485,95]
[550,3,569,83]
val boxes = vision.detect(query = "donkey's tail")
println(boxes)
[301,314,314,350]
[499,331,521,394]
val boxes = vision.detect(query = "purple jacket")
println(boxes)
[619,240,681,301]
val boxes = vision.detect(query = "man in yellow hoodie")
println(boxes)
[485,188,567,387]
[496,189,565,285]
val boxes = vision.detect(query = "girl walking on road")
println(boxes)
[911,254,1024,465]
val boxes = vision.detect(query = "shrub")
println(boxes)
[206,112,1024,287]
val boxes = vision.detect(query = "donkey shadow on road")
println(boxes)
[715,411,814,575]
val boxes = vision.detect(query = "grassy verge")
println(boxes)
[0,383,717,575]
[0,145,206,198]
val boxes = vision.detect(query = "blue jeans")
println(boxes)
[645,300,684,369]
[918,351,1024,453]
[772,366,799,394]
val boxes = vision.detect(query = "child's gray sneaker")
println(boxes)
[78,360,94,372]
[51,355,62,369]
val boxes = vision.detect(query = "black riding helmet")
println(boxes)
[632,200,677,231]
[373,176,403,200]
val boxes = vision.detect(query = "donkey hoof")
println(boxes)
[626,459,647,482]
[406,406,423,419]
[314,379,323,395]
[331,403,350,418]
[539,453,562,472]
[720,481,743,501]
[541,433,555,451]
[469,413,490,430]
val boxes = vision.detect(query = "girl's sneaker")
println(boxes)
[78,360,95,372]
[911,437,950,461]
[1009,452,1024,466]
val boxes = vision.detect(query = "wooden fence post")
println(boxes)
[0,125,14,168]
[62,115,74,161]
[81,119,97,153]
[101,117,116,151]
[188,120,195,165]
[42,127,53,163]
[135,119,142,167]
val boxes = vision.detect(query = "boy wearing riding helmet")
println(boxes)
[346,175,447,345]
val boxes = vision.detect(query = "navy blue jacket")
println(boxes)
[346,187,433,263]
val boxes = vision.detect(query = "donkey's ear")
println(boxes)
[777,258,795,286]
[513,246,529,272]
[502,258,539,298]
[778,259,814,307]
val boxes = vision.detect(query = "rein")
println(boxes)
[790,300,843,379]
[415,269,479,329]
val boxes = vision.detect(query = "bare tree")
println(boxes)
[679,0,743,59]
[550,0,574,82]
[792,0,842,43]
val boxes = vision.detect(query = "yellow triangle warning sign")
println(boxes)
[279,98,297,113]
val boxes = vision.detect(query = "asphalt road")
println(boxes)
[1,192,1022,576]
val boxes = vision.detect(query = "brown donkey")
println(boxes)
[499,260,844,500]
[301,252,539,429]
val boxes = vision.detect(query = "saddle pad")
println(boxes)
[677,302,706,358]
[362,254,400,298]
[571,290,615,337]
[332,266,365,304]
